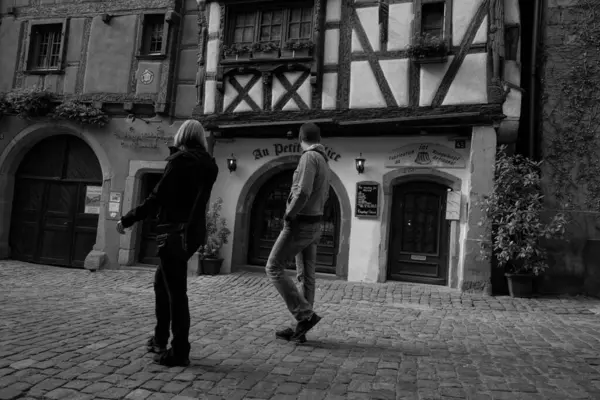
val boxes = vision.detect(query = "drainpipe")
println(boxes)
[528,0,542,159]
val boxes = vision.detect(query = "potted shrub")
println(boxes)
[478,146,568,298]
[282,40,314,58]
[252,41,280,59]
[51,100,109,127]
[407,33,448,64]
[222,43,252,61]
[198,197,231,275]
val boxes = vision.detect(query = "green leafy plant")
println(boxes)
[543,0,600,212]
[198,197,231,259]
[252,41,280,53]
[407,33,448,59]
[5,86,56,119]
[284,40,315,51]
[222,43,252,56]
[478,146,568,275]
[51,100,109,127]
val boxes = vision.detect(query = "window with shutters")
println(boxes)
[224,2,314,60]
[137,14,169,59]
[413,0,452,42]
[25,21,67,73]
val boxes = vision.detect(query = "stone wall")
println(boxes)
[539,0,600,296]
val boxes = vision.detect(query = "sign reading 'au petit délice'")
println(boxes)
[252,143,342,162]
[385,143,466,169]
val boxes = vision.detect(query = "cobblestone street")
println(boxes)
[1,261,600,400]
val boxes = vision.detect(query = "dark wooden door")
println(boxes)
[248,170,340,274]
[388,182,450,285]
[9,135,102,268]
[138,173,162,265]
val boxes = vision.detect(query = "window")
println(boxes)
[25,21,67,72]
[421,2,445,38]
[226,4,314,48]
[141,15,166,55]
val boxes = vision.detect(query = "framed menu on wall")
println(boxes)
[355,181,379,218]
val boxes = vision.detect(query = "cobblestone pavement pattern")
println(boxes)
[1,261,600,400]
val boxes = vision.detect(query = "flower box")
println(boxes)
[281,48,311,58]
[223,51,250,61]
[411,54,448,64]
[407,33,449,65]
[253,50,279,59]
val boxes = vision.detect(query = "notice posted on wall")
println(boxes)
[84,186,102,214]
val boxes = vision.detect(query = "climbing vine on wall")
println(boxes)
[543,0,600,211]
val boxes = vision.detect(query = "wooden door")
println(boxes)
[138,173,162,265]
[38,182,78,265]
[9,135,102,268]
[248,170,340,274]
[388,182,450,285]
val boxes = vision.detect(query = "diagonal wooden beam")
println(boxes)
[225,74,262,113]
[351,9,397,108]
[273,70,311,111]
[431,0,490,107]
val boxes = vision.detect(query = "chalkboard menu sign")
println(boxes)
[355,181,379,218]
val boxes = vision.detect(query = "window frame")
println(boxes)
[224,1,315,53]
[413,0,452,46]
[24,19,68,74]
[136,13,169,60]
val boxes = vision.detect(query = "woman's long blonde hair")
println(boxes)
[173,119,208,150]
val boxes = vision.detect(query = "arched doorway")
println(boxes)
[388,181,450,285]
[248,169,340,274]
[9,135,102,268]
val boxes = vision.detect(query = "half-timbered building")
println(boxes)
[192,0,523,293]
[0,0,523,294]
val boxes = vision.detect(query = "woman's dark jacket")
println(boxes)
[121,145,219,249]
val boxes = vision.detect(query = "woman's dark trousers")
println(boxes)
[153,251,191,359]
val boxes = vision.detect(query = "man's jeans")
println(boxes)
[295,245,317,307]
[153,247,191,358]
[266,220,322,321]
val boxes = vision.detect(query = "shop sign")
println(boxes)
[385,143,466,169]
[355,181,379,218]
[251,143,342,162]
[115,125,172,149]
[84,186,102,214]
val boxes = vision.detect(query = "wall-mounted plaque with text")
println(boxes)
[355,181,379,218]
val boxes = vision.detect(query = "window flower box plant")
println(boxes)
[197,197,231,275]
[407,33,449,64]
[251,42,280,59]
[478,146,568,298]
[222,43,251,61]
[282,40,314,58]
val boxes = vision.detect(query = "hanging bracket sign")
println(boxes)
[355,181,379,218]
[385,143,466,169]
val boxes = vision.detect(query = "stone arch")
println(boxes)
[0,122,112,269]
[378,168,463,285]
[231,155,352,278]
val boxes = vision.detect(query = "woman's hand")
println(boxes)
[116,220,126,235]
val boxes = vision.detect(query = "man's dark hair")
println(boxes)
[298,123,321,144]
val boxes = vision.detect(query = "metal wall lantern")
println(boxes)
[227,153,237,173]
[355,153,366,174]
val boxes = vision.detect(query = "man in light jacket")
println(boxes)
[267,122,331,343]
